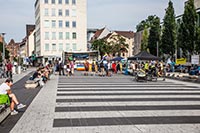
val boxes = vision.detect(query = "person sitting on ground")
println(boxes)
[0,79,26,115]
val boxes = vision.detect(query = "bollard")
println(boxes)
[12,66,16,74]
[18,66,21,74]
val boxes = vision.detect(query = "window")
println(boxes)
[65,0,69,4]
[45,32,49,40]
[58,0,62,4]
[72,32,76,39]
[52,43,56,51]
[52,0,55,4]
[65,21,69,28]
[72,21,76,28]
[52,20,56,28]
[65,9,69,16]
[59,20,63,28]
[58,9,62,16]
[59,43,63,51]
[44,20,50,28]
[71,9,76,17]
[44,8,49,16]
[65,32,70,39]
[66,43,70,51]
[59,32,63,39]
[72,0,76,5]
[52,32,56,40]
[52,8,56,16]
[44,0,48,4]
[72,43,77,51]
[45,43,50,51]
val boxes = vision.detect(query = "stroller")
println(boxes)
[146,67,158,82]
[135,69,147,82]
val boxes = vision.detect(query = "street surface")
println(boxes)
[10,72,200,133]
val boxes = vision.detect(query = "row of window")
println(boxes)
[45,43,77,51]
[44,8,76,17]
[44,20,76,28]
[44,32,77,40]
[44,0,76,5]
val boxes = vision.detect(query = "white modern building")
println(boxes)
[34,0,87,60]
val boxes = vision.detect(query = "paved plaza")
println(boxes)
[8,72,200,133]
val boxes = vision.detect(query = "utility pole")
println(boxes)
[157,41,159,57]
[0,33,6,62]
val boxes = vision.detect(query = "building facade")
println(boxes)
[105,31,134,58]
[34,0,87,60]
[194,0,200,9]
[6,39,20,62]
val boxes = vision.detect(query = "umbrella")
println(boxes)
[111,57,124,61]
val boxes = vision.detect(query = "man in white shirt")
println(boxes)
[0,79,26,115]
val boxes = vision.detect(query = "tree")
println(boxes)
[136,15,158,32]
[141,26,149,51]
[180,0,197,56]
[160,1,176,57]
[177,21,184,58]
[196,27,200,53]
[91,39,109,59]
[0,42,10,62]
[108,35,129,57]
[148,16,161,56]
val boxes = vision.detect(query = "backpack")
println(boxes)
[0,94,10,105]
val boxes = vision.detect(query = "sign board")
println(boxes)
[191,55,199,65]
[176,58,186,65]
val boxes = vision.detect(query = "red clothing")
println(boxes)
[112,63,117,73]
[6,63,13,71]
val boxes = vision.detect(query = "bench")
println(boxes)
[25,80,39,89]
[0,104,10,123]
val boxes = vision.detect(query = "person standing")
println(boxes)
[6,60,13,79]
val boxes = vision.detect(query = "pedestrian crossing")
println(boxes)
[53,75,200,131]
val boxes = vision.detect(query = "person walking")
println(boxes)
[6,60,13,79]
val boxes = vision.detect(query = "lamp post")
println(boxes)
[0,33,6,63]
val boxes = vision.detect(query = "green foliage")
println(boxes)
[196,27,200,53]
[0,42,10,62]
[179,0,198,55]
[108,35,129,57]
[136,15,158,32]
[141,26,149,51]
[91,39,109,59]
[161,1,176,57]
[148,16,161,56]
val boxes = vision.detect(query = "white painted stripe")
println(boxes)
[57,87,199,90]
[54,110,200,119]
[56,95,200,98]
[57,91,200,94]
[56,101,200,107]
[57,84,189,87]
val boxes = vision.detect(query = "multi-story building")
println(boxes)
[104,31,134,58]
[6,39,20,61]
[34,0,87,61]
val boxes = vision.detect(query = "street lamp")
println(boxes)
[0,33,6,62]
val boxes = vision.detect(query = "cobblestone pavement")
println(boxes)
[10,72,200,133]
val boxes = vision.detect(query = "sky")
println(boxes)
[0,0,186,42]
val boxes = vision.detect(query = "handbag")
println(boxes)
[0,94,10,105]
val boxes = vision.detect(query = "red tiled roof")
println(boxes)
[93,28,105,39]
[114,31,134,39]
